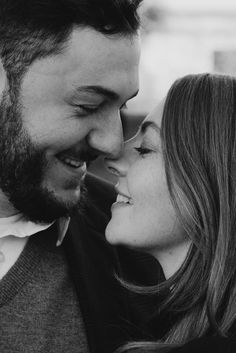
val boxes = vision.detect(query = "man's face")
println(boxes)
[0,27,140,223]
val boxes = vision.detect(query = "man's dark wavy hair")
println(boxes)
[0,0,142,95]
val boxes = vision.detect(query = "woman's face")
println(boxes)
[105,101,191,278]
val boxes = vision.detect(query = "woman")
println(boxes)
[105,73,236,352]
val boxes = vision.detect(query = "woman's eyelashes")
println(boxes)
[134,146,153,156]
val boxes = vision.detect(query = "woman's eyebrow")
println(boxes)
[140,121,161,135]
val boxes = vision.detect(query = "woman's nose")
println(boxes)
[105,153,127,178]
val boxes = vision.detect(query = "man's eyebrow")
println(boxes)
[74,85,139,101]
[140,121,161,134]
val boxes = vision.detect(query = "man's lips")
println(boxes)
[57,154,84,169]
[56,150,98,169]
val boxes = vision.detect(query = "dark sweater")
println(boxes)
[0,174,163,353]
[0,225,89,353]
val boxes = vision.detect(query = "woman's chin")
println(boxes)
[105,221,124,246]
[105,223,117,245]
[105,220,137,249]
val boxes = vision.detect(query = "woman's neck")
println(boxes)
[152,240,192,279]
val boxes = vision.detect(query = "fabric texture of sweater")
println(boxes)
[0,224,89,353]
[0,173,162,353]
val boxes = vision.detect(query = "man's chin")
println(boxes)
[55,187,82,206]
[9,183,88,224]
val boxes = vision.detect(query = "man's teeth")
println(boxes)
[116,194,133,205]
[59,156,82,168]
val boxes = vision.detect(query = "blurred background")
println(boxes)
[90,0,236,181]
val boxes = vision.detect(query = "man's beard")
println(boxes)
[0,93,87,224]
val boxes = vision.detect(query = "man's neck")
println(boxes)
[0,189,17,218]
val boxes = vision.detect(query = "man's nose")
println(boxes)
[104,140,130,178]
[87,113,124,159]
[104,136,135,177]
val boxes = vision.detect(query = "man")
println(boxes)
[0,1,154,352]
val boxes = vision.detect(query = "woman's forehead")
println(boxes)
[144,97,166,126]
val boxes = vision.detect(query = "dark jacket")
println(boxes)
[63,173,161,353]
[63,173,236,353]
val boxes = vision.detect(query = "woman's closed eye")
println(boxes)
[134,146,153,156]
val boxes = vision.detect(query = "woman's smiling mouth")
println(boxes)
[112,186,134,210]
[116,194,133,205]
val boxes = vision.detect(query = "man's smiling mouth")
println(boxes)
[56,148,96,169]
[57,154,84,169]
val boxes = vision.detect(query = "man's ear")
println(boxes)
[0,59,7,96]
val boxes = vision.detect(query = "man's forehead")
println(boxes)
[22,26,140,105]
[19,30,139,108]
[28,27,140,76]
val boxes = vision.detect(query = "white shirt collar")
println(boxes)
[0,214,70,246]
[56,217,71,246]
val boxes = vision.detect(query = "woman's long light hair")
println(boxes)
[117,73,236,352]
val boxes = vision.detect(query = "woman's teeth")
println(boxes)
[116,194,133,205]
